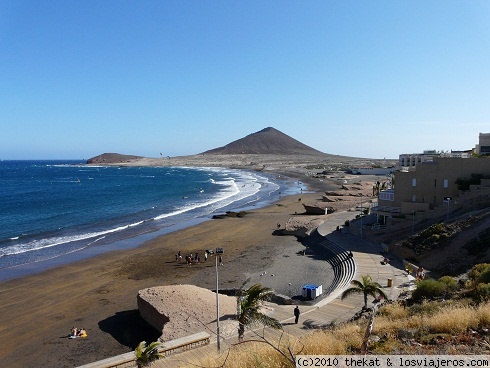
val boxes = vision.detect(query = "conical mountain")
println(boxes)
[202,127,325,156]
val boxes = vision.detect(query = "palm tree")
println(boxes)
[341,275,388,309]
[237,283,282,340]
[134,340,163,367]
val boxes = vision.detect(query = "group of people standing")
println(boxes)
[176,250,222,267]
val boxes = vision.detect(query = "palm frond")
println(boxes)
[341,287,362,300]
[236,283,281,338]
[341,274,389,308]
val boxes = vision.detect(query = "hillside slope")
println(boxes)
[202,127,326,156]
[86,153,144,164]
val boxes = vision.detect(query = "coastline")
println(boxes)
[0,166,301,282]
[0,160,374,368]
[0,165,334,367]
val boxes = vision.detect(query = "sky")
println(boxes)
[1,1,489,160]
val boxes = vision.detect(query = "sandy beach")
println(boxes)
[0,163,378,368]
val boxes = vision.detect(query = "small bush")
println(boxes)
[468,263,490,282]
[475,283,490,302]
[412,279,447,301]
[438,276,459,293]
[412,277,460,302]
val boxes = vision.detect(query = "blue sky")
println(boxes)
[1,1,489,160]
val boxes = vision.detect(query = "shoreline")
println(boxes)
[0,167,328,367]
[0,167,305,282]
[0,165,370,368]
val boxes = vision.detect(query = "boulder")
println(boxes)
[137,285,237,341]
[322,195,343,202]
[325,191,344,196]
[282,217,324,237]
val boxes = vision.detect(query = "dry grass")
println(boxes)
[476,302,490,324]
[300,324,362,355]
[425,306,477,333]
[186,301,490,367]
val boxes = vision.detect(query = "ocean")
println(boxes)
[0,160,303,281]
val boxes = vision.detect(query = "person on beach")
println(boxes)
[416,266,425,280]
[77,328,87,338]
[178,251,182,263]
[70,327,78,338]
[294,306,300,324]
[204,251,208,262]
[219,255,223,266]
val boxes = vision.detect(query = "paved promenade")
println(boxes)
[151,210,413,367]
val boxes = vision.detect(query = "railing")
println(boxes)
[77,332,211,368]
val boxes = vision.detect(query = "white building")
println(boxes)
[398,150,440,169]
[475,133,490,155]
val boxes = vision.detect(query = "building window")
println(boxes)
[444,179,449,188]
[412,178,416,187]
[412,194,416,202]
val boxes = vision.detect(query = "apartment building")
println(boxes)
[475,133,490,155]
[399,150,472,169]
[373,157,490,224]
[398,150,440,169]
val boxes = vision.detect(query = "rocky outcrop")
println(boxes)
[282,217,324,237]
[137,289,170,334]
[137,285,237,341]
[86,153,144,164]
[323,195,344,202]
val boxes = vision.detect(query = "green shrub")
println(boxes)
[412,279,455,301]
[438,276,458,290]
[468,263,490,285]
[438,276,459,297]
[475,283,490,302]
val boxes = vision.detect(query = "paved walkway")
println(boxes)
[149,211,413,367]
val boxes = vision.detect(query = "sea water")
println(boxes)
[0,160,304,280]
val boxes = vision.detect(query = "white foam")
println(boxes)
[0,219,146,257]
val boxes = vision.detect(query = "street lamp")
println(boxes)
[444,197,452,221]
[215,247,224,353]
[360,194,363,239]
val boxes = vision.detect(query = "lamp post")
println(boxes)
[360,194,363,239]
[215,247,224,353]
[444,197,452,221]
